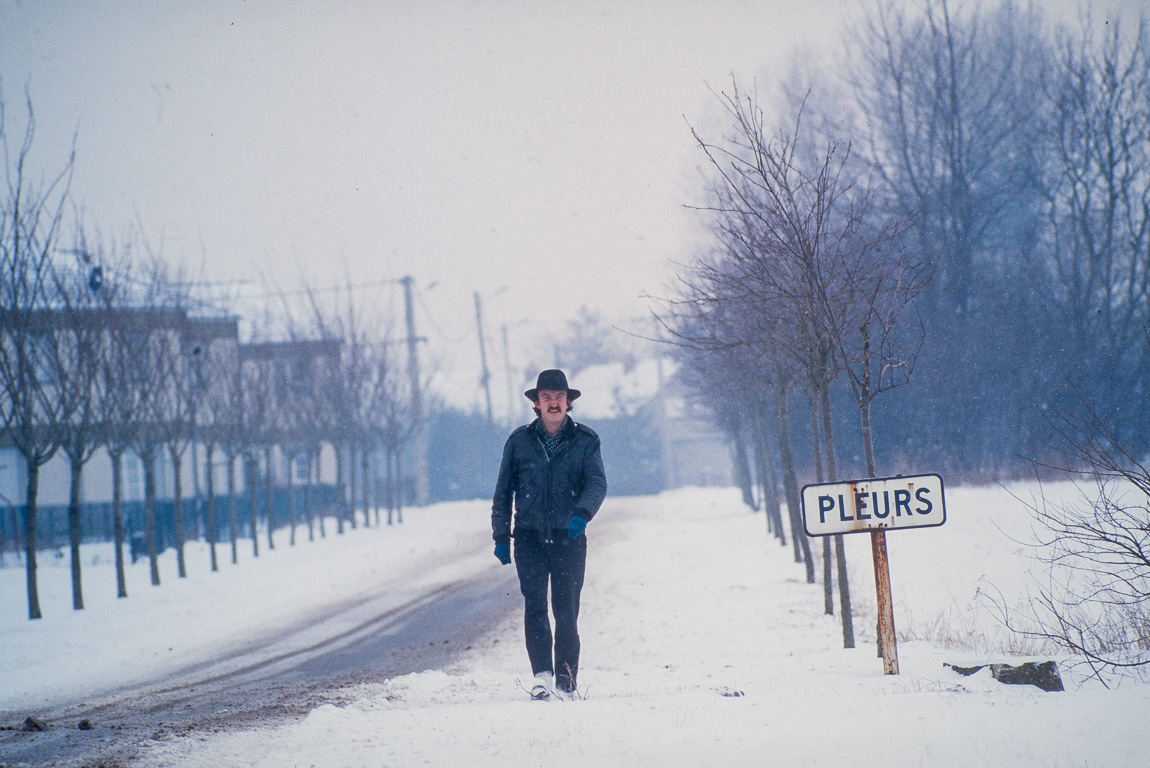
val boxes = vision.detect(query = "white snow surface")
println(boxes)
[3,484,1149,767]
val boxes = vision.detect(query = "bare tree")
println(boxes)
[377,347,418,525]
[659,251,812,575]
[994,397,1150,681]
[192,310,237,571]
[147,263,203,580]
[0,91,74,619]
[52,230,116,609]
[125,258,192,587]
[842,0,1056,477]
[300,279,380,533]
[270,337,340,544]
[1037,16,1150,445]
[239,337,277,556]
[684,81,869,645]
[850,0,1046,312]
[210,335,244,565]
[268,277,345,542]
[357,333,407,528]
[814,199,930,671]
[95,252,150,597]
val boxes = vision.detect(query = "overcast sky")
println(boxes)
[0,0,1138,414]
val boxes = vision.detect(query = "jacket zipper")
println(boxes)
[533,420,576,545]
[533,432,554,543]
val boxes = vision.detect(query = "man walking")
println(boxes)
[492,369,607,700]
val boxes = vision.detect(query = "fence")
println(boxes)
[0,484,348,563]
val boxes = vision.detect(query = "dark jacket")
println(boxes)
[491,416,607,543]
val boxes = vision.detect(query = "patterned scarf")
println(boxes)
[540,421,567,457]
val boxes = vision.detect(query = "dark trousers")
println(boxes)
[513,529,587,691]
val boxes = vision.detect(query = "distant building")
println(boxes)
[571,358,734,491]
[0,314,355,551]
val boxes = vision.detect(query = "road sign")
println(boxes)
[801,472,946,676]
[801,473,946,538]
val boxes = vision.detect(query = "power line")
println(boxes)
[414,284,471,346]
[233,277,403,301]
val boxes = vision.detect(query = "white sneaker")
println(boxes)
[530,672,554,701]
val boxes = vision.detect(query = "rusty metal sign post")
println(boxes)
[870,529,898,674]
[800,473,946,676]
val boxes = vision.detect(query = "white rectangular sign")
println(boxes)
[801,473,946,537]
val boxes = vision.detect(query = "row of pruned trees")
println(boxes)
[1,94,420,621]
[676,0,1150,481]
[664,0,1150,664]
[661,82,928,650]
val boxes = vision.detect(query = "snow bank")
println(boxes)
[0,501,492,711]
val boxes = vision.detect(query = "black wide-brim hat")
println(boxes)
[524,369,581,401]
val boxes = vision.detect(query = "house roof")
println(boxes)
[568,357,678,420]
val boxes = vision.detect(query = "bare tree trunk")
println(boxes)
[3,506,16,568]
[111,450,127,597]
[305,448,316,541]
[808,388,835,617]
[732,425,757,512]
[393,448,404,524]
[834,538,853,646]
[757,407,785,540]
[752,428,771,533]
[315,447,326,538]
[265,446,275,550]
[808,391,825,482]
[754,425,772,533]
[750,419,770,533]
[247,452,259,557]
[752,405,784,542]
[142,450,160,586]
[227,452,238,564]
[170,448,186,579]
[859,394,878,480]
[25,460,42,619]
[386,446,396,525]
[361,446,371,528]
[373,449,383,526]
[205,445,218,572]
[287,451,297,546]
[858,391,893,664]
[820,387,837,480]
[773,383,814,582]
[335,444,346,534]
[347,444,358,530]
[760,426,784,541]
[347,446,356,529]
[5,513,12,566]
[818,386,854,649]
[68,456,84,610]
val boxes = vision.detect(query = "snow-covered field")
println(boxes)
[3,483,1149,767]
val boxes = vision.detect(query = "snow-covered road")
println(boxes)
[2,567,516,767]
[0,500,517,766]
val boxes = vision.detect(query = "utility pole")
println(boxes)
[400,276,429,507]
[656,350,674,491]
[474,292,495,424]
[502,324,515,427]
[190,346,203,537]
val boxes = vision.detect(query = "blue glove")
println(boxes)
[494,541,511,565]
[567,515,588,539]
